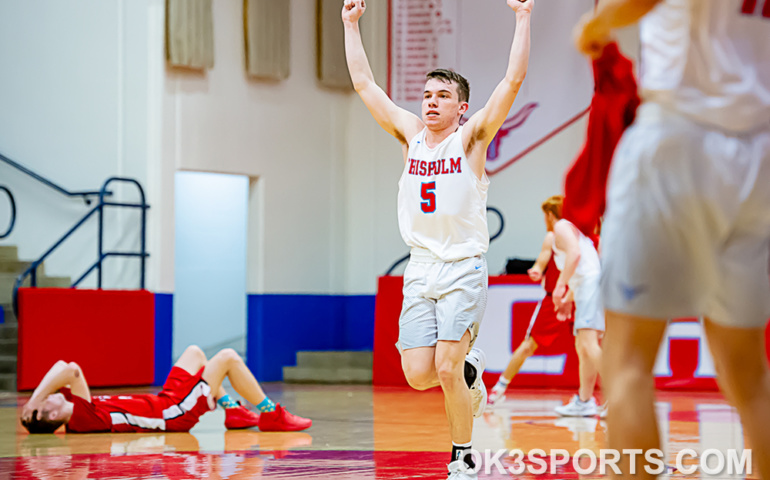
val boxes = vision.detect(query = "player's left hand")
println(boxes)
[507,0,533,15]
[574,12,613,58]
[342,0,366,24]
[21,398,42,423]
[555,301,573,322]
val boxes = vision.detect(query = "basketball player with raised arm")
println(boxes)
[576,0,770,477]
[343,1,532,478]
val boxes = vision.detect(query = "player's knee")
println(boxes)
[218,348,242,365]
[607,364,654,401]
[521,341,537,357]
[435,360,462,387]
[403,363,434,390]
[405,373,433,391]
[575,340,589,358]
[575,335,595,357]
[185,345,206,361]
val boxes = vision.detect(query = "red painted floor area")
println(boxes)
[5,450,622,479]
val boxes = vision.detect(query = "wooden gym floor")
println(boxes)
[0,384,757,479]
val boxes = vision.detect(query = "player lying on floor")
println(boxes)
[20,345,312,434]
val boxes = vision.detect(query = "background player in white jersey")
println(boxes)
[576,0,770,477]
[343,0,532,477]
[544,195,605,417]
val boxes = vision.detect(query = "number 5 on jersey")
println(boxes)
[421,181,436,213]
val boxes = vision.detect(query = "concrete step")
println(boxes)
[0,273,71,305]
[295,351,373,369]
[0,272,26,285]
[0,304,15,324]
[282,366,372,384]
[0,291,11,307]
[0,273,26,305]
[0,355,16,374]
[0,373,15,392]
[0,260,44,276]
[0,324,17,340]
[0,246,18,262]
[0,272,71,287]
[38,276,72,288]
[0,339,17,356]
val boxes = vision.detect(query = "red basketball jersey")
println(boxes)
[62,366,213,433]
[63,388,171,433]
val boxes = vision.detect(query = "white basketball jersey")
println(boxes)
[397,126,489,262]
[552,220,601,284]
[639,0,770,133]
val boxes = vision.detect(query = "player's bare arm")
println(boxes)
[342,0,423,157]
[574,0,662,58]
[67,362,91,402]
[528,231,554,282]
[21,361,90,423]
[552,220,581,309]
[462,0,533,178]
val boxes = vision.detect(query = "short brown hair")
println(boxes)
[426,69,470,103]
[541,195,564,219]
[21,410,66,434]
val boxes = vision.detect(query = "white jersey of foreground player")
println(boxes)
[639,0,770,133]
[600,0,770,326]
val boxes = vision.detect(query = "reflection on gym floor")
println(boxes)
[0,385,756,479]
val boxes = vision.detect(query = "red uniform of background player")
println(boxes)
[21,345,312,434]
[59,363,216,433]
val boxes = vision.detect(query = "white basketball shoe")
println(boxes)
[447,460,478,480]
[465,348,487,418]
[554,395,598,417]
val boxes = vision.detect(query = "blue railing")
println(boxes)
[0,186,15,239]
[0,151,109,205]
[384,206,506,276]
[12,177,149,315]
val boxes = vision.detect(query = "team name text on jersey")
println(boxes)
[408,157,462,176]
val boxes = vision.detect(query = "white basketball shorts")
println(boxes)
[601,103,770,328]
[398,248,488,350]
[571,272,605,333]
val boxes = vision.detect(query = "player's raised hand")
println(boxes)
[574,12,613,58]
[508,0,533,15]
[342,0,366,24]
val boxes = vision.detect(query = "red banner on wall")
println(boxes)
[374,276,770,391]
[17,288,155,391]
